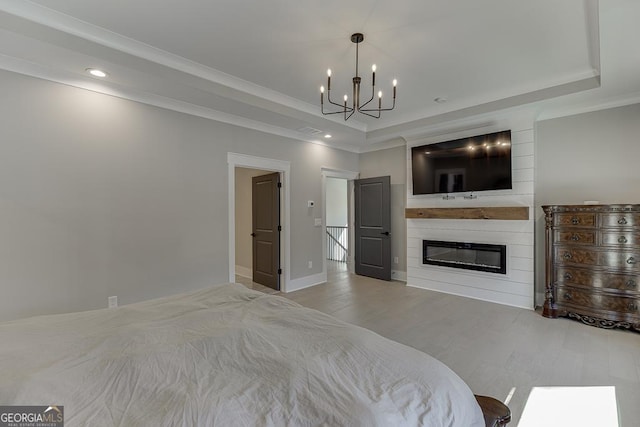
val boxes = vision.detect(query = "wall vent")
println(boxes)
[297,126,323,135]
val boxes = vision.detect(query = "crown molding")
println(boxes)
[357,137,406,154]
[535,91,640,122]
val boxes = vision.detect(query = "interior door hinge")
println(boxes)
[277,225,282,231]
[278,268,282,275]
[277,182,282,188]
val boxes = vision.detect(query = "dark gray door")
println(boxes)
[354,176,391,281]
[252,172,280,290]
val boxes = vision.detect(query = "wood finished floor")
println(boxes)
[240,262,640,426]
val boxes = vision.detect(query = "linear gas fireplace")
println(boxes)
[423,240,506,274]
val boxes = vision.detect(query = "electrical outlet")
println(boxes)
[108,296,118,308]
[308,261,313,269]
[394,257,399,264]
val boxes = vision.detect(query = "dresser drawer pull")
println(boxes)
[626,280,637,289]
[564,273,573,280]
[563,252,573,260]
[564,293,572,301]
[570,234,580,241]
[571,217,580,225]
[629,303,638,312]
[618,236,628,243]
[618,217,628,225]
[627,257,637,265]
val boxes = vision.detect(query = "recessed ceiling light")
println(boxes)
[86,68,108,78]
[324,134,332,139]
[434,97,447,104]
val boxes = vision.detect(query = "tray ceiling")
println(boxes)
[0,0,638,151]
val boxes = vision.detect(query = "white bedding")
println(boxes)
[0,283,483,426]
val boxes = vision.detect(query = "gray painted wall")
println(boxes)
[534,103,640,304]
[359,143,407,278]
[0,69,358,321]
[326,177,348,226]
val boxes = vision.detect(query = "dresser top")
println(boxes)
[542,204,640,213]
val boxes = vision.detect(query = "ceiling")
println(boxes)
[0,0,638,152]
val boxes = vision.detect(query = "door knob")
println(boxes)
[250,233,256,237]
[380,231,390,236]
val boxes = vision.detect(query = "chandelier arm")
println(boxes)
[357,110,381,119]
[326,101,354,112]
[360,97,396,113]
[344,107,356,121]
[358,92,376,110]
[322,109,349,116]
[323,106,354,115]
[326,90,348,109]
[323,89,354,115]
[327,99,351,110]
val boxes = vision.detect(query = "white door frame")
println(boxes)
[321,167,359,281]
[228,153,291,291]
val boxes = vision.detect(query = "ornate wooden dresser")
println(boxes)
[542,204,640,331]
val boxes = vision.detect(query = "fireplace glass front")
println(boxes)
[423,240,506,274]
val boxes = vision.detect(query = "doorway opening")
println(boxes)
[325,177,348,264]
[321,168,359,280]
[227,153,290,291]
[234,167,281,291]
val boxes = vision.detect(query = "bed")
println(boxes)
[0,283,493,426]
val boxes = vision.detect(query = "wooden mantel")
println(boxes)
[405,206,529,220]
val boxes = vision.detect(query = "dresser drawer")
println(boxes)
[554,213,596,227]
[556,267,639,292]
[557,286,640,314]
[600,212,640,228]
[555,247,597,266]
[555,230,596,245]
[601,231,640,248]
[598,252,640,271]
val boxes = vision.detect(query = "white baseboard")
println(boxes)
[391,270,407,282]
[285,272,326,293]
[235,265,252,279]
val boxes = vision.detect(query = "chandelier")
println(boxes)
[320,33,397,121]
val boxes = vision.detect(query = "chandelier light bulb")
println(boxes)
[327,69,332,77]
[344,94,348,102]
[393,79,397,87]
[378,91,382,98]
[320,86,325,93]
[372,64,377,72]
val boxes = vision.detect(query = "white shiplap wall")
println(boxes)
[406,120,534,309]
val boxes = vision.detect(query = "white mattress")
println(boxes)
[0,283,484,426]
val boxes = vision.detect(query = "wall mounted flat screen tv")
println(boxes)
[411,130,512,195]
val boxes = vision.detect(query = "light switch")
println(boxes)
[314,218,322,226]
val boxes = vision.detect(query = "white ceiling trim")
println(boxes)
[584,0,601,74]
[357,138,407,154]
[535,90,640,122]
[0,0,367,133]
